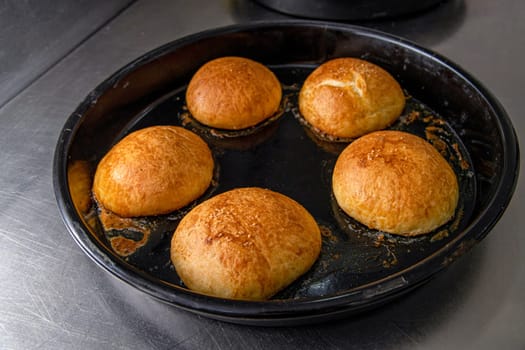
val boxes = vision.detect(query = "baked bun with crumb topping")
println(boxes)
[186,56,282,130]
[171,187,321,300]
[93,125,214,217]
[332,130,459,236]
[299,57,405,139]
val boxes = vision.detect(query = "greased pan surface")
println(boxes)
[54,21,519,325]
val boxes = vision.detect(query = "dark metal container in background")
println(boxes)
[253,0,444,20]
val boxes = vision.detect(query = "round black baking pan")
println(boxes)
[53,21,519,326]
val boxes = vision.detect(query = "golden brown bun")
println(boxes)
[299,58,405,139]
[171,187,321,300]
[332,130,459,236]
[93,126,214,217]
[186,56,282,130]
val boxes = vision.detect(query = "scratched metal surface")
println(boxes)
[0,0,135,109]
[0,0,523,349]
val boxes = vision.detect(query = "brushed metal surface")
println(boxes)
[1,0,523,348]
[0,0,135,108]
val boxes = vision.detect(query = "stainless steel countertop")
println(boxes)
[1,0,523,348]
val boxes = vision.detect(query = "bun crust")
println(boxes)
[186,56,282,130]
[171,187,321,300]
[332,130,459,236]
[299,58,405,139]
[93,126,214,217]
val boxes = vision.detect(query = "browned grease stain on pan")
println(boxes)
[97,204,151,257]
